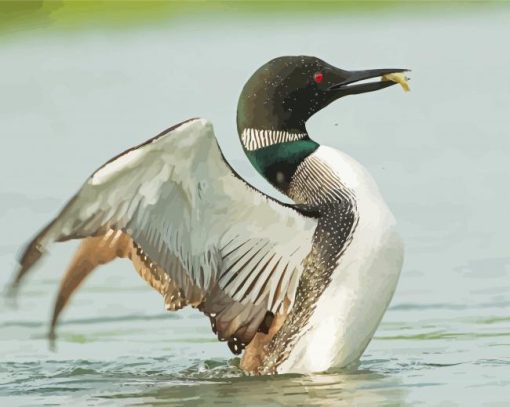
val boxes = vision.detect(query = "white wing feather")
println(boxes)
[14,118,317,347]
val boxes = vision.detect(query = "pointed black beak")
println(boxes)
[329,68,410,95]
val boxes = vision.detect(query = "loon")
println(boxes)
[9,56,405,375]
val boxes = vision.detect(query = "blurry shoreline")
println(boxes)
[2,0,508,38]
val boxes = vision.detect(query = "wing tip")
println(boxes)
[7,242,45,300]
[7,218,57,300]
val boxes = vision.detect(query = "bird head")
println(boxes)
[237,55,408,133]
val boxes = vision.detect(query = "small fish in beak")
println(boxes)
[382,72,411,92]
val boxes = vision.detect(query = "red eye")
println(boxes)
[313,72,323,83]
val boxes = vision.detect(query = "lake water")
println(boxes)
[1,5,510,406]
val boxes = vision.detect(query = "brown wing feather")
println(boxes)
[49,231,130,340]
[240,298,290,373]
[49,229,285,358]
[49,230,204,337]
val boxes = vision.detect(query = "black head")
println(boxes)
[237,55,407,133]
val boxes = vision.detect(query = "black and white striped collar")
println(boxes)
[241,128,307,151]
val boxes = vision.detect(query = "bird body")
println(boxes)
[277,145,403,373]
[10,56,407,375]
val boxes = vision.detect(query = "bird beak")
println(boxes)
[328,68,410,95]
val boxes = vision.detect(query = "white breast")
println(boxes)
[278,145,404,374]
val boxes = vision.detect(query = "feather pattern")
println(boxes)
[12,118,317,353]
[241,128,307,151]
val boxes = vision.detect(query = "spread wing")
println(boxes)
[11,118,318,353]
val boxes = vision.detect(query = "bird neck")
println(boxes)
[236,88,319,197]
[238,127,319,196]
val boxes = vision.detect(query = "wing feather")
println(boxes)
[11,118,317,352]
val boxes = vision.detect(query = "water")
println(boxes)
[1,6,510,406]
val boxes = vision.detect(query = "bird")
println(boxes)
[9,56,406,375]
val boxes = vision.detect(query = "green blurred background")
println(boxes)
[1,0,502,35]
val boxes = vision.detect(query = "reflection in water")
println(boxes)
[102,365,406,407]
[2,357,410,406]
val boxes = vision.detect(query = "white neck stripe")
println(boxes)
[241,128,307,151]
